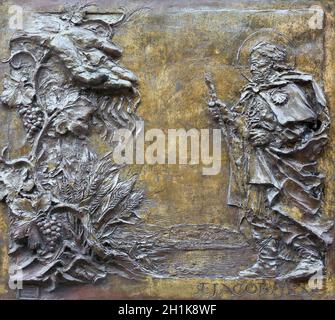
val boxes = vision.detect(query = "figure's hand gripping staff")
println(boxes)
[205,72,247,213]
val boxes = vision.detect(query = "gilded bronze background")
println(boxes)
[0,0,335,299]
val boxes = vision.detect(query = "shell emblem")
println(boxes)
[271,90,289,105]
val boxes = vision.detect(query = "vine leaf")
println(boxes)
[9,194,50,243]
[0,167,33,201]
[0,77,35,108]
[9,193,51,219]
[51,96,96,137]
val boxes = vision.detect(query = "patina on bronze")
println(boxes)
[0,3,250,295]
[0,3,147,291]
[0,0,334,300]
[207,41,333,279]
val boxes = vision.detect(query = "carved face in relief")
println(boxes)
[249,42,288,83]
[250,51,274,83]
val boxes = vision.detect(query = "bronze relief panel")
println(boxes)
[0,1,334,300]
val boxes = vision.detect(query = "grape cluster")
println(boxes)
[37,216,62,253]
[18,105,44,140]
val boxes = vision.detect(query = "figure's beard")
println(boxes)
[251,69,274,84]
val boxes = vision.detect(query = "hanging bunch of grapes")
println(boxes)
[37,215,62,254]
[18,105,45,140]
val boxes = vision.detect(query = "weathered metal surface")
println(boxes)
[206,41,332,279]
[0,0,334,300]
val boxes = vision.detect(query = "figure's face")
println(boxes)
[250,51,273,83]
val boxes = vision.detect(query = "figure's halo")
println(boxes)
[235,29,296,70]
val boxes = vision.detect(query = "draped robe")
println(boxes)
[227,71,333,245]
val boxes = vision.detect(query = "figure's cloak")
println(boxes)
[227,71,333,244]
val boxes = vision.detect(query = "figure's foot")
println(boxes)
[239,261,277,278]
[279,258,324,280]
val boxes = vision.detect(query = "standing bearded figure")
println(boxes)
[207,42,333,278]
